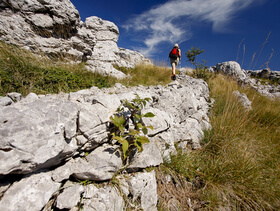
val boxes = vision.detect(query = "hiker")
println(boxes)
[169,43,181,80]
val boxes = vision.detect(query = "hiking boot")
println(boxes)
[171,74,176,80]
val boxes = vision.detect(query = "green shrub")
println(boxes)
[108,94,154,162]
[185,47,213,82]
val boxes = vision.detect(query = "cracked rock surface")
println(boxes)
[0,75,210,210]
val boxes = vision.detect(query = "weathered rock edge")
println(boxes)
[0,0,151,79]
[0,75,210,210]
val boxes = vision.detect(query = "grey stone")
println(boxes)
[0,96,13,106]
[6,92,22,102]
[72,145,123,181]
[0,0,151,79]
[0,172,60,211]
[215,61,248,81]
[22,92,39,103]
[82,185,124,211]
[128,171,158,211]
[233,90,252,110]
[128,143,163,171]
[0,97,79,175]
[56,183,84,210]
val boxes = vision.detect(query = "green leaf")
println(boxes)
[137,136,150,144]
[112,135,126,144]
[110,115,125,134]
[143,112,155,118]
[135,114,141,119]
[128,129,140,136]
[142,101,146,108]
[136,123,143,129]
[142,127,148,135]
[122,139,129,158]
[110,115,125,127]
[135,141,143,152]
[144,97,151,102]
[133,115,141,124]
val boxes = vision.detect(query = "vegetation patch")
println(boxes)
[116,64,172,87]
[0,41,117,96]
[108,94,154,163]
[0,42,172,97]
[2,41,280,210]
[160,75,280,210]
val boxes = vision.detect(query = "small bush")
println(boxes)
[108,94,154,162]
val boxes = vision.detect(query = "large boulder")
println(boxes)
[213,61,249,82]
[0,97,80,175]
[0,172,60,211]
[0,0,150,79]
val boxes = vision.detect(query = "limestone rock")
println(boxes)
[82,185,124,211]
[6,92,22,102]
[233,90,252,110]
[56,182,84,210]
[0,96,13,106]
[128,171,158,211]
[0,172,60,211]
[0,0,150,79]
[51,145,122,182]
[215,61,249,81]
[0,74,212,210]
[72,145,122,181]
[0,97,79,175]
[128,143,163,171]
[210,61,280,101]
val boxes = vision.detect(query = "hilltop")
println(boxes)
[0,1,280,210]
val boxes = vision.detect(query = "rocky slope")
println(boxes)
[209,61,280,100]
[1,1,279,210]
[0,76,211,210]
[0,0,150,79]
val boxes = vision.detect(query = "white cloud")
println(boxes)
[123,0,267,56]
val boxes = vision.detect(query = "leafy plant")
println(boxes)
[108,94,155,161]
[186,47,205,68]
[185,47,212,81]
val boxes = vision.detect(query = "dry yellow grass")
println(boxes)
[163,74,280,210]
[117,64,173,87]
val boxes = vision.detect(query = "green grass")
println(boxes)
[115,64,172,87]
[163,75,280,210]
[2,41,280,210]
[0,42,172,96]
[0,41,118,96]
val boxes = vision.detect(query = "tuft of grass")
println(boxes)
[162,74,280,210]
[0,41,173,97]
[0,41,117,96]
[116,64,173,87]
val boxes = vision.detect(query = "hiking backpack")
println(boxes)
[169,48,179,59]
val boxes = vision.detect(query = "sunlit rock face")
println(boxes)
[0,0,151,79]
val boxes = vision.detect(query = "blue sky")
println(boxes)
[70,0,280,71]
